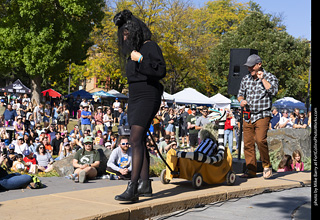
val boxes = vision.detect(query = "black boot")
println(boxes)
[115,181,139,202]
[138,179,153,197]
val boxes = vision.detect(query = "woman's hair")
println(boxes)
[277,154,292,169]
[292,149,302,169]
[36,143,45,154]
[113,10,152,56]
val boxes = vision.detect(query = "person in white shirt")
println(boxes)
[279,109,293,128]
[112,98,121,124]
[106,136,132,180]
[33,103,43,128]
[14,136,29,155]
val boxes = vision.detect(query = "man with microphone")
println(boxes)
[237,54,278,179]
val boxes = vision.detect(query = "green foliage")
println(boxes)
[149,154,166,177]
[0,0,105,94]
[207,12,310,101]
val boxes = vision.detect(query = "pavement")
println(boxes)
[152,187,311,220]
[0,171,311,220]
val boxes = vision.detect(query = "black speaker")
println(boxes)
[228,48,258,95]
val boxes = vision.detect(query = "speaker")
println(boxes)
[228,48,258,95]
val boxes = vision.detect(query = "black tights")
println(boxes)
[129,125,150,183]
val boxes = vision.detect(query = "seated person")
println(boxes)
[6,144,17,168]
[43,137,53,155]
[71,136,100,183]
[0,154,33,190]
[12,154,26,172]
[107,136,132,180]
[23,150,37,172]
[164,141,178,153]
[34,144,54,172]
[158,135,170,154]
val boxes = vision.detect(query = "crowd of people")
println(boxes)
[0,92,310,189]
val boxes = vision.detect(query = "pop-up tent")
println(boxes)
[66,90,92,99]
[1,79,31,94]
[41,89,61,98]
[107,89,128,99]
[273,97,307,111]
[162,91,175,102]
[172,88,211,105]
[91,90,115,98]
[210,93,231,109]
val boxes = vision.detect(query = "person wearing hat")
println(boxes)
[23,150,37,172]
[112,98,121,124]
[80,104,92,134]
[293,110,308,129]
[14,115,25,136]
[94,106,104,133]
[269,107,281,130]
[237,54,278,179]
[72,136,100,183]
[14,135,28,155]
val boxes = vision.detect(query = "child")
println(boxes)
[12,154,26,172]
[292,150,304,171]
[277,155,293,172]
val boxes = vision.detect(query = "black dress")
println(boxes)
[126,41,166,128]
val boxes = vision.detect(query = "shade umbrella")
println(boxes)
[41,89,62,98]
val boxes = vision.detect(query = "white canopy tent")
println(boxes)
[162,91,175,101]
[210,93,231,109]
[172,88,211,105]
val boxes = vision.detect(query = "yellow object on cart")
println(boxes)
[165,147,233,185]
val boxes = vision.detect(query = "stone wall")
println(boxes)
[53,145,112,177]
[267,128,311,158]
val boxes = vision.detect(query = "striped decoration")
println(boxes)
[176,110,227,165]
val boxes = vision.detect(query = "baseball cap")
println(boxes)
[9,144,15,149]
[64,142,70,146]
[83,136,93,144]
[24,150,31,156]
[244,54,262,67]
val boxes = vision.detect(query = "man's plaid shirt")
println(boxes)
[237,70,278,123]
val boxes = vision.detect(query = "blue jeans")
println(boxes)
[0,173,32,190]
[224,129,233,153]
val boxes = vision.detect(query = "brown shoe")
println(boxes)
[239,169,256,178]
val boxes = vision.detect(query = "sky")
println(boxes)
[192,0,311,40]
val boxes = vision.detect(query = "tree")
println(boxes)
[207,12,310,101]
[0,0,105,103]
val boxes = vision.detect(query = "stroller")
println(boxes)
[158,108,236,189]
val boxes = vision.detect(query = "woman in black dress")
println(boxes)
[113,10,166,202]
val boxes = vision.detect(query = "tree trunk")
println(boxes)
[30,75,42,105]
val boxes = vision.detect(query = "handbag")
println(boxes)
[118,125,131,136]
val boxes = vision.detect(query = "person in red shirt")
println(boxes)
[224,109,234,154]
[23,150,37,172]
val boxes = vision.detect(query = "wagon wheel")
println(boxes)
[192,173,203,189]
[160,169,170,184]
[226,171,236,185]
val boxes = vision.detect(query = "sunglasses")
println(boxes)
[121,143,129,146]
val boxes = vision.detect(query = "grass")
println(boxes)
[149,155,167,177]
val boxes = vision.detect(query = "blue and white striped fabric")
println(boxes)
[195,138,217,156]
[176,114,226,165]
